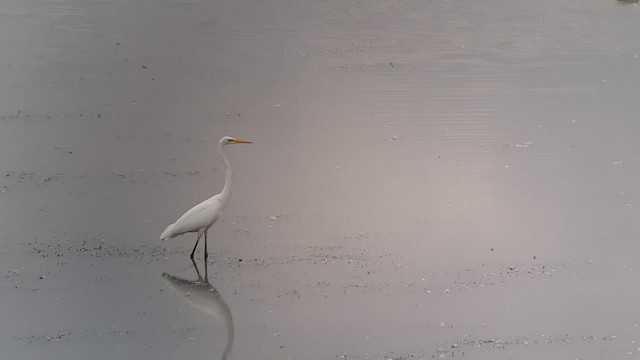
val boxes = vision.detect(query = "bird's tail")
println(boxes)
[160,223,177,241]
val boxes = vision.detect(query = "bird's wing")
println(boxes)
[171,197,223,235]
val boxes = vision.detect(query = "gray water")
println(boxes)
[1,0,640,359]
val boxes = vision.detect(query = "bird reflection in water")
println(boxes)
[162,259,234,360]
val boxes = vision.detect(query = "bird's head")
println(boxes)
[219,136,253,146]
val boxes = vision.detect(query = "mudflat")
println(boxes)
[1,0,639,359]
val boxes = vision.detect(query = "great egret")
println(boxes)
[160,136,253,259]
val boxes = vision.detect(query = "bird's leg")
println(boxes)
[203,256,209,284]
[204,230,209,261]
[191,257,204,283]
[190,231,203,260]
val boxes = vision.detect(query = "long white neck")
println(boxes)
[219,143,232,203]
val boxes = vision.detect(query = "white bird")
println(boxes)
[160,136,253,260]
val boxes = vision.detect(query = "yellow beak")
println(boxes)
[234,139,253,144]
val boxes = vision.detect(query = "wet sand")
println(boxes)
[1,0,640,359]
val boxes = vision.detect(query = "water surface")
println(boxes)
[1,0,640,359]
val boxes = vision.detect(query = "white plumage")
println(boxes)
[160,136,252,259]
[160,197,221,239]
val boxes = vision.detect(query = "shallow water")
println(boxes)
[1,0,640,359]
